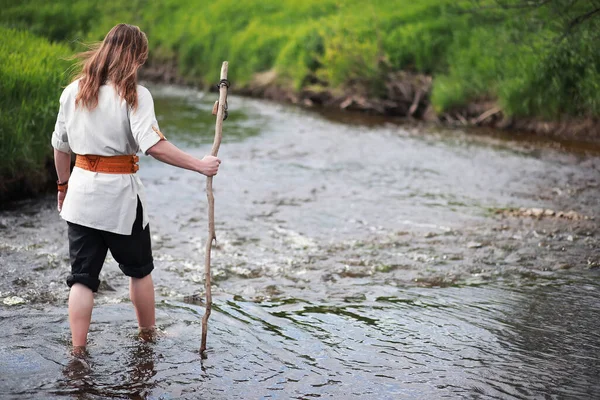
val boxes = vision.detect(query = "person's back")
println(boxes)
[60,81,138,156]
[52,23,221,354]
[56,78,165,235]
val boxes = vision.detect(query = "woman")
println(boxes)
[52,24,221,350]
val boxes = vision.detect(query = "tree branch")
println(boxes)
[566,6,600,31]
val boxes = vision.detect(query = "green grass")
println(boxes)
[3,0,597,117]
[1,0,599,197]
[0,26,73,195]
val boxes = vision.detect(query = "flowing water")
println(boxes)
[1,85,599,399]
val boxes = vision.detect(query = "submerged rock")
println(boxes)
[467,242,483,249]
[2,296,27,306]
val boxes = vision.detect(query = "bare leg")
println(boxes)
[68,283,94,347]
[130,274,156,330]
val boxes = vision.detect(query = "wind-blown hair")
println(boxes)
[74,24,148,110]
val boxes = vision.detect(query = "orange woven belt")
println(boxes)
[75,154,139,174]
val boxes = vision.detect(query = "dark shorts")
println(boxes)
[66,198,154,292]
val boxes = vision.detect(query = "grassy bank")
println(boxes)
[0,26,72,202]
[1,0,599,199]
[3,0,599,118]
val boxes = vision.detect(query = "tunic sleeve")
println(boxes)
[130,86,166,155]
[51,99,71,154]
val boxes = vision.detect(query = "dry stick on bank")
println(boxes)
[201,61,229,354]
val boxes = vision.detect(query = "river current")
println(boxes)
[1,85,599,399]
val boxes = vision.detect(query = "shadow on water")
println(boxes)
[1,84,600,399]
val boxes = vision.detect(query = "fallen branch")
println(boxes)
[455,112,468,125]
[474,106,502,125]
[408,89,423,116]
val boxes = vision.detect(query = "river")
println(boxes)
[1,85,599,399]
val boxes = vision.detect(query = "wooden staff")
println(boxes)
[201,61,229,354]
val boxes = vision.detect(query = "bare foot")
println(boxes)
[64,347,90,379]
[71,345,88,358]
[138,326,160,343]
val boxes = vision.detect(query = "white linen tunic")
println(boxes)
[51,80,163,235]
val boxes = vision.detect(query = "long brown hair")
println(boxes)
[74,24,148,110]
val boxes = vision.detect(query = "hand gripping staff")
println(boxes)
[201,61,229,355]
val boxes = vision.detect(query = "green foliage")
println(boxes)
[504,28,600,118]
[431,25,535,112]
[275,23,325,90]
[0,0,101,42]
[0,27,72,187]
[431,1,600,117]
[317,22,383,91]
[2,0,599,119]
[2,0,599,197]
[380,1,461,74]
[1,0,599,194]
